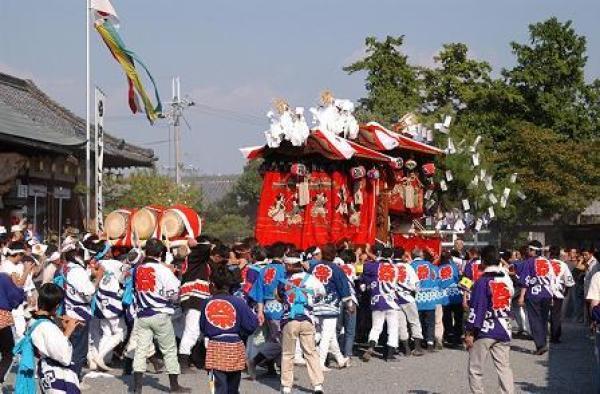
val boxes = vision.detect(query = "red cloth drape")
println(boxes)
[256,170,380,249]
[391,234,441,260]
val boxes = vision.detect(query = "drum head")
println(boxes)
[161,210,184,238]
[105,211,127,239]
[132,208,157,240]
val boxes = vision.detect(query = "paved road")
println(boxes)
[3,322,597,393]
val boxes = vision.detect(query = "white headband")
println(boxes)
[7,248,26,256]
[284,256,303,265]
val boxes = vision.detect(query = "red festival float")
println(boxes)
[240,93,445,256]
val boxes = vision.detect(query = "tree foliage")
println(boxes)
[346,18,600,226]
[103,170,202,213]
[344,36,422,123]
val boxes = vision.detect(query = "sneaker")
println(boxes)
[336,356,351,369]
[314,384,324,394]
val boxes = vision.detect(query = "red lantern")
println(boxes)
[422,163,436,177]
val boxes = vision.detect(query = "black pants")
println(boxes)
[442,303,464,344]
[0,326,14,383]
[419,310,436,344]
[550,297,564,342]
[213,370,242,394]
[526,297,551,350]
[69,323,89,378]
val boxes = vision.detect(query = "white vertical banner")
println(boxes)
[94,87,106,233]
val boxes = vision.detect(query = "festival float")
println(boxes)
[240,91,446,255]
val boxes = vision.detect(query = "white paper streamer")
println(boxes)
[445,170,453,182]
[454,219,466,232]
[426,199,436,210]
[443,115,452,128]
[440,180,448,191]
[517,191,526,200]
[510,173,518,183]
[480,169,486,180]
[503,188,511,199]
[488,206,495,218]
[472,153,480,167]
[447,138,456,154]
[475,218,483,231]
[488,193,498,204]
[425,189,433,200]
[485,176,493,191]
[500,195,507,208]
[462,199,470,211]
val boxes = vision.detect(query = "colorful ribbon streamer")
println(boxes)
[95,19,162,124]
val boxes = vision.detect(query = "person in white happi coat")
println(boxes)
[59,237,104,379]
[87,240,128,371]
[29,283,82,394]
[548,245,574,343]
[0,241,36,341]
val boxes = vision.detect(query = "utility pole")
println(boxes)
[167,77,194,185]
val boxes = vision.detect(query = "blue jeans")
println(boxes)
[69,323,89,379]
[418,309,436,344]
[337,304,357,357]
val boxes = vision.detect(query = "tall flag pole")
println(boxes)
[86,0,91,231]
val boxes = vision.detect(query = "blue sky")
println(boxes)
[1,0,599,174]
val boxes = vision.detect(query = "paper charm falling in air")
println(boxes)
[454,218,466,232]
[472,153,480,167]
[469,135,482,153]
[484,176,493,191]
[480,169,486,180]
[446,137,456,154]
[462,199,470,211]
[434,115,452,134]
[445,170,453,182]
[426,128,434,143]
[475,218,483,231]
[95,19,162,124]
[425,199,436,211]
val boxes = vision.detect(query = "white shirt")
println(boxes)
[63,261,96,321]
[30,318,79,393]
[551,259,575,299]
[1,258,35,294]
[586,271,600,302]
[135,260,181,316]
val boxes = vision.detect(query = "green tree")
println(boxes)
[103,170,202,213]
[201,160,263,241]
[344,36,422,123]
[503,18,598,140]
[493,121,600,221]
[422,43,492,114]
[201,214,253,244]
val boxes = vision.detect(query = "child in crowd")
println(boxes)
[200,263,258,394]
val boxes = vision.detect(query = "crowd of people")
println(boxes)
[0,222,599,394]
